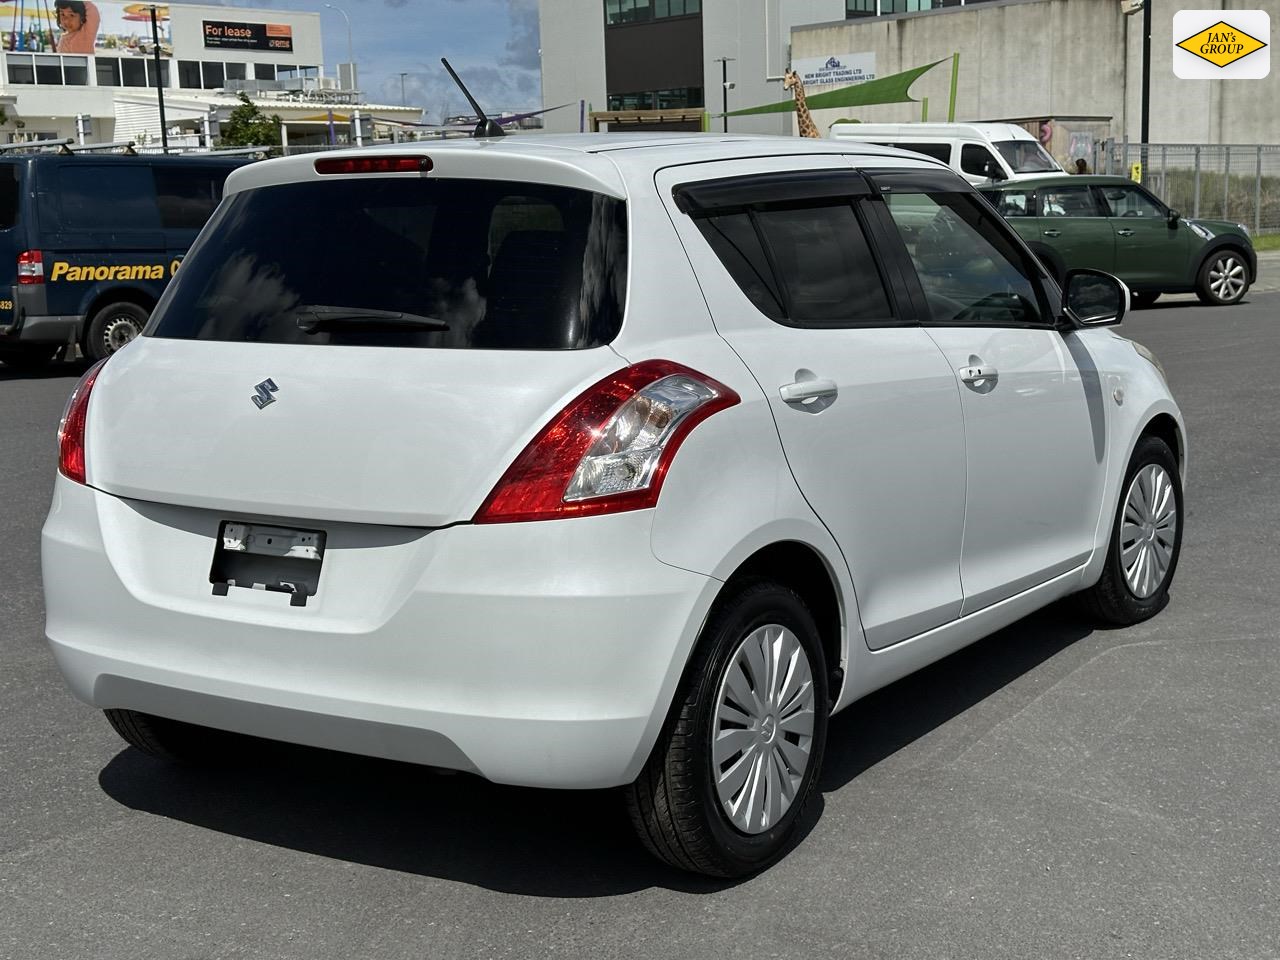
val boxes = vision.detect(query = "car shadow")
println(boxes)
[0,358,90,382]
[96,603,1096,895]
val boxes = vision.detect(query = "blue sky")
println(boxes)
[172,0,542,120]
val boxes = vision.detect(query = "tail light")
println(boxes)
[18,250,43,284]
[474,360,739,524]
[314,156,432,175]
[58,358,108,484]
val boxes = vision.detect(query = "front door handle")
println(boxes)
[780,378,838,405]
[1117,228,1135,237]
[959,363,999,387]
[1042,229,1061,238]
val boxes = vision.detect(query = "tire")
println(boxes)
[625,579,829,877]
[0,344,57,371]
[1195,249,1249,305]
[1077,435,1183,626]
[84,301,149,362]
[1131,291,1161,309]
[104,708,235,763]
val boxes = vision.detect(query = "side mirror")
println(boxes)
[1063,269,1127,327]
[982,161,1007,182]
[1167,208,1180,228]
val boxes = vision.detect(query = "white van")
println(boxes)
[828,121,1064,184]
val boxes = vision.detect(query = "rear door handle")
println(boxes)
[959,363,999,387]
[1042,229,1061,238]
[1117,228,1135,237]
[780,378,838,404]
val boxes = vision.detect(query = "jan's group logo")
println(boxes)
[1173,10,1270,79]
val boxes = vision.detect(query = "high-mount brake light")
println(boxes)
[58,357,109,485]
[313,156,432,175]
[17,250,43,284]
[474,360,739,524]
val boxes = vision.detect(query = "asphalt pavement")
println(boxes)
[2,293,1278,960]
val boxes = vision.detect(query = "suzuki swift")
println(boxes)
[42,136,1185,877]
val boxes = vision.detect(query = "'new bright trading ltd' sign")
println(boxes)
[792,53,876,87]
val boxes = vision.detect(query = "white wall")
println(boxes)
[539,0,606,133]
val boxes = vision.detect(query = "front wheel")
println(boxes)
[1077,435,1183,625]
[84,301,149,362]
[626,580,829,877]
[1196,250,1249,305]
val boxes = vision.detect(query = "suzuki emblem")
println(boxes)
[251,378,279,409]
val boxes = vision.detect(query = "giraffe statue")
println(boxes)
[783,69,821,139]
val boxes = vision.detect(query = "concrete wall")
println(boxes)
[793,0,1280,144]
[539,0,607,133]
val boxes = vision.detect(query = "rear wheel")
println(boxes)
[626,580,829,877]
[84,301,148,362]
[1131,291,1161,309]
[1077,435,1182,625]
[1196,250,1249,305]
[0,344,57,371]
[104,708,235,763]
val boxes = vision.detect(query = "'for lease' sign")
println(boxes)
[203,21,294,53]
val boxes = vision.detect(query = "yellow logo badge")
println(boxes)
[1176,21,1268,68]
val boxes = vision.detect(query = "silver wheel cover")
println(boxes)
[712,623,816,835]
[1208,255,1246,302]
[102,314,141,353]
[1120,463,1179,599]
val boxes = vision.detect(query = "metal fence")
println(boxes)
[1092,141,1280,233]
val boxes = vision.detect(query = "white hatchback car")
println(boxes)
[43,135,1184,877]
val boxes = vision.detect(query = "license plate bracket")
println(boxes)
[209,521,327,607]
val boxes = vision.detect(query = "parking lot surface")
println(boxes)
[3,294,1278,960]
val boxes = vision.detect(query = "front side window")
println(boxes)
[884,190,1045,326]
[148,178,628,351]
[1099,184,1164,218]
[1041,184,1101,217]
[960,144,1002,179]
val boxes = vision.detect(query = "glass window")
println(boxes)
[299,65,319,78]
[153,166,230,230]
[95,57,121,87]
[63,56,88,85]
[277,64,297,79]
[1099,184,1164,218]
[7,54,34,85]
[254,62,275,81]
[1040,184,1101,217]
[0,164,20,229]
[983,188,1035,217]
[49,165,160,231]
[607,0,696,22]
[225,62,247,81]
[693,202,894,328]
[993,139,1058,174]
[148,179,629,351]
[201,61,224,89]
[884,190,1044,326]
[34,55,61,84]
[178,60,201,88]
[121,58,146,87]
[846,0,877,17]
[146,58,169,88]
[960,144,1002,179]
[892,142,951,162]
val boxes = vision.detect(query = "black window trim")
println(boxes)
[864,168,1061,331]
[1092,181,1168,219]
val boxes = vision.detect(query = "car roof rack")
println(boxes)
[0,138,74,154]
[58,140,138,155]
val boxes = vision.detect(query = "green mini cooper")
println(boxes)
[981,175,1256,306]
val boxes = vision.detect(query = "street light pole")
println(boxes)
[713,56,735,132]
[149,5,168,154]
[1140,0,1151,180]
[324,3,354,89]
[399,71,408,107]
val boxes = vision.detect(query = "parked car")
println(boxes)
[828,121,1064,184]
[981,174,1256,306]
[43,137,1185,877]
[0,152,248,370]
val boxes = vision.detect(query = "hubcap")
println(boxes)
[712,623,816,835]
[102,315,140,353]
[1120,463,1178,599]
[1208,256,1246,302]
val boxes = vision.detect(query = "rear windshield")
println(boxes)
[147,177,629,350]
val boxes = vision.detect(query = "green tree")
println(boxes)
[218,93,282,148]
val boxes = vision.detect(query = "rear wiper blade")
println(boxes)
[294,305,450,333]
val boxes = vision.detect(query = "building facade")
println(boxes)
[0,2,419,149]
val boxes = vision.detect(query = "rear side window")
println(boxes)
[49,165,160,231]
[892,142,951,163]
[987,187,1035,217]
[153,166,230,230]
[0,165,19,229]
[148,178,628,350]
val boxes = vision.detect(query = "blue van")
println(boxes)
[0,153,246,370]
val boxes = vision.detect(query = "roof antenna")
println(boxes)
[440,58,505,139]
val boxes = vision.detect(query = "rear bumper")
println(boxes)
[42,476,718,788]
[0,284,81,343]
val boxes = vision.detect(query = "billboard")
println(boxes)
[792,53,877,88]
[202,20,293,53]
[1,2,172,56]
